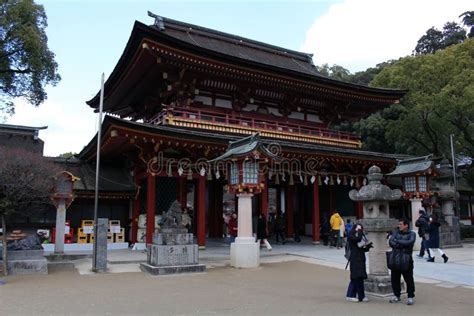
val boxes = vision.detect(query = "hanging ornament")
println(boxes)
[363,177,367,186]
[317,175,322,186]
[282,173,286,182]
[343,175,348,186]
[336,175,341,185]
[329,176,335,186]
[310,175,316,184]
[215,169,221,179]
[303,175,308,186]
[178,166,184,176]
[350,177,354,187]
[289,174,294,186]
[187,169,193,180]
[200,167,206,177]
[324,176,329,185]
[275,173,280,185]
[207,167,212,180]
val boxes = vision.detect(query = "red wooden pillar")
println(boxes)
[260,176,268,218]
[356,201,364,219]
[197,176,206,248]
[146,173,156,245]
[177,177,187,208]
[312,182,320,241]
[329,185,336,212]
[286,185,294,238]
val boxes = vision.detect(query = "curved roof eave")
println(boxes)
[87,21,407,108]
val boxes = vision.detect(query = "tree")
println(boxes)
[314,63,352,82]
[414,22,467,55]
[0,148,58,275]
[350,61,395,86]
[58,152,77,159]
[0,0,60,116]
[369,38,474,158]
[460,11,474,38]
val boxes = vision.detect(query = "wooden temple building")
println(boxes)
[77,14,407,247]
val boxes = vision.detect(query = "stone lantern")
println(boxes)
[349,165,402,296]
[211,133,279,268]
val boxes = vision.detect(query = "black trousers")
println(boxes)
[419,236,431,257]
[391,261,415,298]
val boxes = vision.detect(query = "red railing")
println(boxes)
[149,107,360,143]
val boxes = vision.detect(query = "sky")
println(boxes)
[5,0,472,157]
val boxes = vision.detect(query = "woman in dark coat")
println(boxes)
[426,213,449,263]
[346,224,371,302]
[257,213,272,250]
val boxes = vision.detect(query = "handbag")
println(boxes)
[386,249,410,272]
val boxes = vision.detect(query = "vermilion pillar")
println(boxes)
[312,182,320,242]
[260,176,268,217]
[146,173,156,245]
[356,201,364,219]
[197,176,206,248]
[286,185,294,238]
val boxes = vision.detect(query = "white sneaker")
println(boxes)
[361,297,369,302]
[346,297,359,302]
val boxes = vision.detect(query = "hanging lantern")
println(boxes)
[200,167,206,177]
[282,173,286,182]
[317,175,322,186]
[215,169,221,179]
[310,175,316,184]
[207,167,212,180]
[178,166,184,176]
[336,175,341,185]
[167,163,173,177]
[303,175,308,186]
[329,176,335,186]
[350,177,354,187]
[289,174,294,186]
[342,175,348,186]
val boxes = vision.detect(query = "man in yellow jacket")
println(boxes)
[330,211,343,249]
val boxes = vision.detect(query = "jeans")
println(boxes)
[347,279,365,300]
[419,236,431,257]
[391,260,415,298]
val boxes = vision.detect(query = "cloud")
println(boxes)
[301,0,473,72]
[6,99,97,157]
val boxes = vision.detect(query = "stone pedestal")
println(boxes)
[409,198,423,251]
[362,218,400,296]
[140,228,205,275]
[230,194,260,268]
[0,250,48,275]
[54,200,66,254]
[93,218,108,273]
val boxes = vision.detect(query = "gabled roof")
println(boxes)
[386,155,437,176]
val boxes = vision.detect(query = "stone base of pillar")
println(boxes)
[230,237,260,268]
[365,274,404,297]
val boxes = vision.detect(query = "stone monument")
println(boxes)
[0,233,48,275]
[349,165,402,296]
[140,201,205,275]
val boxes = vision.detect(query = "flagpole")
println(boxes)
[92,73,105,271]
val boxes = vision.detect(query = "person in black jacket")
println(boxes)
[345,224,372,302]
[415,209,431,259]
[426,213,449,263]
[388,218,416,305]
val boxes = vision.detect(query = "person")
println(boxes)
[388,218,416,305]
[345,219,353,237]
[415,209,431,259]
[228,213,238,243]
[426,213,449,263]
[256,213,272,250]
[329,211,343,249]
[320,217,330,246]
[346,223,372,302]
[274,211,286,244]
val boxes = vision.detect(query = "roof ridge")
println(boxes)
[148,12,314,64]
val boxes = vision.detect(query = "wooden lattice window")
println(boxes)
[404,176,416,192]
